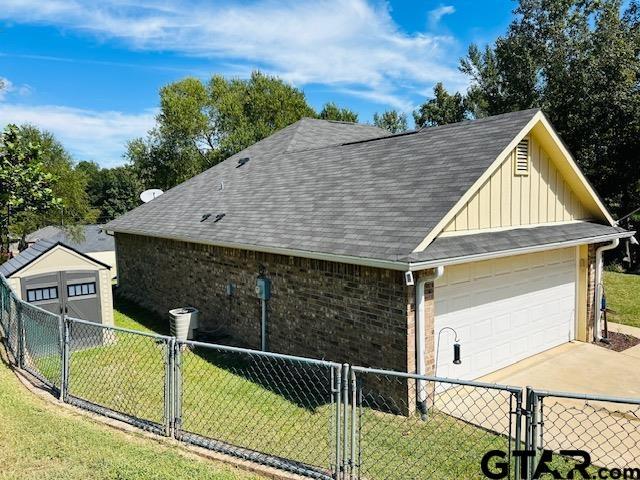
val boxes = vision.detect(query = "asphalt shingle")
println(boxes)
[25,225,114,253]
[0,239,57,277]
[106,109,619,263]
[410,222,631,263]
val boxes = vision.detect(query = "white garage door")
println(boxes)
[434,247,576,381]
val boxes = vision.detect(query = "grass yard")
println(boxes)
[0,358,261,480]
[50,295,518,480]
[604,271,640,328]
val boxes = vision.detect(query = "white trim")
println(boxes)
[111,227,634,274]
[412,111,616,253]
[407,231,634,271]
[574,246,580,341]
[437,219,588,238]
[412,111,544,252]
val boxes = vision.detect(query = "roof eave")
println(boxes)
[107,227,412,271]
[407,230,635,271]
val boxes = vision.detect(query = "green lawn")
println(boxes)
[53,295,519,480]
[0,358,261,480]
[604,271,640,328]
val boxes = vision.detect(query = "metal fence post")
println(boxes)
[527,388,538,480]
[349,367,357,480]
[17,301,24,369]
[61,316,70,403]
[173,340,182,438]
[513,390,523,480]
[164,337,174,437]
[334,365,342,479]
[341,363,349,480]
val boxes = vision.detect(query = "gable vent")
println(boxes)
[514,138,530,176]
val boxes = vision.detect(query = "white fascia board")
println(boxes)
[407,230,635,271]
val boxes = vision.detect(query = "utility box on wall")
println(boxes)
[255,277,271,300]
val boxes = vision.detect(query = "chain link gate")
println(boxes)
[525,387,640,480]
[341,366,524,480]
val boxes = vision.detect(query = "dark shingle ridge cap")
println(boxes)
[283,117,387,153]
[342,108,542,147]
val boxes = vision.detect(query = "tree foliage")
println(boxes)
[413,82,470,128]
[10,126,97,238]
[373,110,408,133]
[126,71,317,190]
[0,124,61,253]
[460,0,640,218]
[77,161,142,223]
[318,102,359,122]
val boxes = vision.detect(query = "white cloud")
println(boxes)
[428,5,455,27]
[0,0,466,105]
[0,76,34,100]
[0,103,156,167]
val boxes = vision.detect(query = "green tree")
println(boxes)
[373,110,408,133]
[413,82,470,128]
[459,0,640,219]
[78,161,142,223]
[318,102,359,122]
[0,124,61,254]
[126,71,316,189]
[11,126,97,239]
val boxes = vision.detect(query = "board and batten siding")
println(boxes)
[443,134,590,233]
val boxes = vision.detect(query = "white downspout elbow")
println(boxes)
[415,265,444,411]
[594,239,619,341]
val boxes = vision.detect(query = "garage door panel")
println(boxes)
[434,247,576,380]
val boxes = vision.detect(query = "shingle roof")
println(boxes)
[108,109,619,263]
[0,239,57,277]
[409,222,632,264]
[25,225,114,253]
[0,239,111,278]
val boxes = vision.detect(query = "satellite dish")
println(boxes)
[140,189,164,203]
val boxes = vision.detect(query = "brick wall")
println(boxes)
[115,233,415,372]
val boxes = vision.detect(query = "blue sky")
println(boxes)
[0,1,514,167]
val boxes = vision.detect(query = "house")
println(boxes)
[25,225,117,280]
[0,239,114,325]
[105,111,632,391]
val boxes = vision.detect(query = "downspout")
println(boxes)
[594,239,619,342]
[416,265,444,415]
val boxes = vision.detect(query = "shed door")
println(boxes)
[21,272,63,316]
[434,247,576,381]
[62,271,102,323]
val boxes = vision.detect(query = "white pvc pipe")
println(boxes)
[594,239,619,341]
[416,266,444,406]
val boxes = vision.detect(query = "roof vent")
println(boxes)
[514,138,530,176]
[200,213,211,222]
[236,157,250,168]
[214,213,225,223]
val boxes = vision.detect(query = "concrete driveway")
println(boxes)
[479,340,640,398]
[435,337,640,469]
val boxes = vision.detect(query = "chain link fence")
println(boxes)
[350,366,523,480]
[4,274,640,479]
[21,301,63,392]
[175,340,341,479]
[64,317,172,435]
[527,388,640,477]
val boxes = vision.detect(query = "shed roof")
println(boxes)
[0,239,111,278]
[25,225,114,253]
